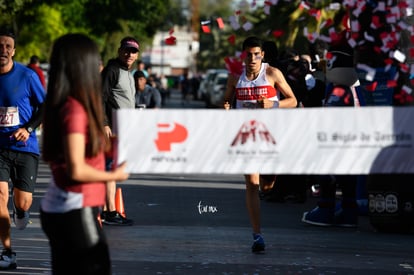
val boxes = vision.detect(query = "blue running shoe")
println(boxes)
[252,233,265,253]
[302,206,334,226]
[0,249,16,270]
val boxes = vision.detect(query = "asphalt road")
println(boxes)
[3,90,414,275]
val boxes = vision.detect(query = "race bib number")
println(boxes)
[0,107,20,127]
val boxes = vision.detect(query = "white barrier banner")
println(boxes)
[114,107,414,174]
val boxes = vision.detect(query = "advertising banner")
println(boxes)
[114,107,414,174]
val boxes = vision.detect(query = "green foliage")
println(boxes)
[0,0,31,16]
[15,4,69,62]
[196,0,234,71]
[199,0,233,19]
[1,0,171,63]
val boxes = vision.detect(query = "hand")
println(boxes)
[104,126,112,138]
[112,162,130,181]
[12,128,30,142]
[257,96,275,109]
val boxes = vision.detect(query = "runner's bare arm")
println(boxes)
[223,74,238,109]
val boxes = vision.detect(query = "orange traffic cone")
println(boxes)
[115,187,126,218]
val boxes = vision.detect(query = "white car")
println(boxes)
[203,69,228,107]
[197,69,217,101]
[206,71,229,108]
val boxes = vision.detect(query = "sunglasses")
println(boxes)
[122,48,139,54]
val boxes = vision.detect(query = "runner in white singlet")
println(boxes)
[223,36,297,254]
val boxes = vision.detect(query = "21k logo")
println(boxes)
[155,122,188,152]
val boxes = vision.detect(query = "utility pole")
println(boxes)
[191,0,199,41]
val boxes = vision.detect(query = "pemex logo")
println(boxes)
[155,122,188,152]
[231,120,276,146]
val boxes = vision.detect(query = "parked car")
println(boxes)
[197,69,216,101]
[198,69,227,102]
[205,71,229,108]
[203,69,228,107]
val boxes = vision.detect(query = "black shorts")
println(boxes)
[0,149,39,193]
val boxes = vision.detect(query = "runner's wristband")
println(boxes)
[272,101,279,108]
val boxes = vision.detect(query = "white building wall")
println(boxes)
[141,27,199,76]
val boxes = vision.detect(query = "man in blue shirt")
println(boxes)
[134,70,162,109]
[0,29,45,270]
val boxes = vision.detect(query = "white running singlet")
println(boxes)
[235,63,279,109]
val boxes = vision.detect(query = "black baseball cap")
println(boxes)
[120,37,139,52]
[134,70,146,79]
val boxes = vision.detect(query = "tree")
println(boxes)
[0,0,171,63]
[195,0,234,71]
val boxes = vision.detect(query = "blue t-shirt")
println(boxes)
[0,62,46,155]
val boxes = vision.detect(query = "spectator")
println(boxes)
[302,43,362,228]
[100,36,139,226]
[27,55,46,89]
[262,40,279,68]
[134,70,162,109]
[180,73,191,105]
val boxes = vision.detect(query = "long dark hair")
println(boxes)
[42,33,106,161]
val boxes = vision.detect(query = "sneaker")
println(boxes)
[251,233,265,253]
[11,194,30,230]
[0,249,16,270]
[100,211,108,222]
[334,208,358,228]
[102,211,133,226]
[302,206,334,226]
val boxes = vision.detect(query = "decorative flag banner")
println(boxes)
[165,36,176,45]
[272,29,284,38]
[387,79,398,88]
[201,25,211,33]
[365,82,378,92]
[227,34,236,45]
[242,21,253,31]
[357,63,376,81]
[309,8,321,20]
[320,18,333,29]
[224,56,243,76]
[216,17,225,29]
[114,107,414,175]
[264,5,271,15]
[402,85,412,94]
[299,1,310,10]
[399,63,409,73]
[229,15,240,30]
[164,28,176,45]
[329,3,341,10]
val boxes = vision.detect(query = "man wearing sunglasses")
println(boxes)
[101,37,139,226]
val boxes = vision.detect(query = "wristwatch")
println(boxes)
[26,127,33,133]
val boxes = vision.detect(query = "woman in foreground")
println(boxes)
[40,33,129,275]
